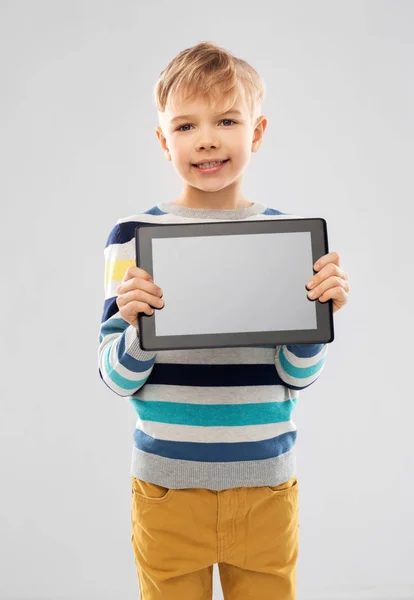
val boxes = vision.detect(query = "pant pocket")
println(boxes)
[131,476,176,504]
[266,476,298,496]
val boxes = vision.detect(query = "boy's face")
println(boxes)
[156,84,267,198]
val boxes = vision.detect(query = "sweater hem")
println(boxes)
[130,444,297,491]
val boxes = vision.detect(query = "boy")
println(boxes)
[98,41,350,600]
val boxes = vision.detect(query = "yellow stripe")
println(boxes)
[105,259,135,288]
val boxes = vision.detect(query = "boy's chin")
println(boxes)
[188,183,235,194]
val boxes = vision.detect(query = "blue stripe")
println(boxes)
[103,341,149,389]
[105,220,162,248]
[261,207,288,216]
[100,316,129,337]
[101,297,121,323]
[129,397,297,426]
[286,343,325,357]
[279,346,326,379]
[144,206,167,216]
[117,330,156,373]
[134,427,297,462]
[148,363,288,387]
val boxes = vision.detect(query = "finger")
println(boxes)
[308,276,349,299]
[318,286,348,305]
[120,299,154,317]
[122,266,153,284]
[117,277,163,298]
[314,251,340,271]
[308,263,348,291]
[118,289,165,310]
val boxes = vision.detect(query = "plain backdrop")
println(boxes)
[1,1,413,599]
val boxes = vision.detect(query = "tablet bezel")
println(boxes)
[136,218,334,351]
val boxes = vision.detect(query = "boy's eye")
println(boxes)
[177,123,192,132]
[176,119,236,132]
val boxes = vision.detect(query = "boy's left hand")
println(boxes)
[306,251,350,314]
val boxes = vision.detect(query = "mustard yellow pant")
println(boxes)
[131,475,299,599]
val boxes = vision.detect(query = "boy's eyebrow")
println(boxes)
[170,109,243,125]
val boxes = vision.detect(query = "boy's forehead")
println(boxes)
[167,93,244,117]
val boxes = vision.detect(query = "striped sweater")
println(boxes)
[98,201,328,491]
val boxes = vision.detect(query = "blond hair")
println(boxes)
[153,41,266,122]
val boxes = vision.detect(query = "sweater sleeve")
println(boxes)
[275,343,328,390]
[98,222,157,397]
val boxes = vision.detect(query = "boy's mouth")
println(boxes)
[191,159,230,172]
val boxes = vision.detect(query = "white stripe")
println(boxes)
[155,346,277,364]
[104,239,134,261]
[134,418,297,443]
[132,383,298,405]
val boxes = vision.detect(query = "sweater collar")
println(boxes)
[157,201,267,220]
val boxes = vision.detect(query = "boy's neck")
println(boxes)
[172,198,253,210]
[172,185,253,211]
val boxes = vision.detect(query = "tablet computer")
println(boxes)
[135,218,334,351]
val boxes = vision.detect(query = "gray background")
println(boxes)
[1,1,412,599]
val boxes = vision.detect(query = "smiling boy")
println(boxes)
[98,41,350,599]
[155,70,263,211]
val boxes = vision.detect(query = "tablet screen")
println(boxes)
[151,231,316,336]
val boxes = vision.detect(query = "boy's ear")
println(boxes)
[251,117,268,152]
[155,127,170,156]
[155,127,167,150]
[155,126,164,145]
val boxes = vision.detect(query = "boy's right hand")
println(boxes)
[116,266,164,330]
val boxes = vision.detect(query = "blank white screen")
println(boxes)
[151,232,317,336]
